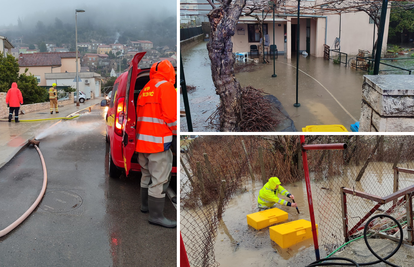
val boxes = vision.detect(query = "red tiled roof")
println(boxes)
[131,40,153,44]
[18,52,78,67]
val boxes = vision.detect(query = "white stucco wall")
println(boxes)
[326,9,390,56]
[231,4,390,58]
[45,74,101,100]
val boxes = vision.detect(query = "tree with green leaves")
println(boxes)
[18,69,48,103]
[0,52,19,92]
[389,2,414,43]
[0,52,46,104]
[38,41,47,52]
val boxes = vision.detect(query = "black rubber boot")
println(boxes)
[140,188,149,213]
[50,111,53,114]
[8,114,12,122]
[15,117,19,123]
[148,196,176,228]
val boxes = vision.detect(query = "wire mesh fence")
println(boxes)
[180,135,414,266]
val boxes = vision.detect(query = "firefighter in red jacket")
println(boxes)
[135,60,177,228]
[6,82,23,123]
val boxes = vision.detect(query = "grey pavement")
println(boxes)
[0,97,104,169]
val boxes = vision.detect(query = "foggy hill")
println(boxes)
[1,3,176,48]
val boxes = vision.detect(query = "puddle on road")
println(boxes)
[182,161,414,266]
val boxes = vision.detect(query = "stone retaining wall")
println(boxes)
[180,34,205,52]
[359,75,414,132]
[0,92,74,119]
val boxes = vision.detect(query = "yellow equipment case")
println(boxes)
[269,219,318,248]
[246,208,288,230]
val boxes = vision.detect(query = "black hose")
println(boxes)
[305,214,403,267]
[306,257,359,267]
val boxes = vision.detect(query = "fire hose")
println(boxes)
[306,214,403,267]
[0,140,47,237]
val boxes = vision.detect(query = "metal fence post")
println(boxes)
[341,187,349,242]
[394,168,399,205]
[406,193,414,245]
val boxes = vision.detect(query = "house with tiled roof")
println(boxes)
[77,42,91,52]
[18,52,80,86]
[18,51,101,99]
[159,57,177,66]
[130,40,153,51]
[97,45,111,55]
[0,35,14,56]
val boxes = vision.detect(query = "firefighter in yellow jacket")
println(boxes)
[258,177,297,210]
[49,83,59,114]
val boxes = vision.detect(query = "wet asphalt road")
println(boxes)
[0,105,176,267]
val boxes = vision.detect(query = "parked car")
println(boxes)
[105,52,177,191]
[74,91,86,103]
[106,91,112,100]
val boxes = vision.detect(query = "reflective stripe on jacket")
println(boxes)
[135,60,177,154]
[257,178,290,207]
[49,87,57,99]
[6,83,23,107]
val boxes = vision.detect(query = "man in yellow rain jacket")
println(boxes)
[49,83,59,114]
[258,177,297,210]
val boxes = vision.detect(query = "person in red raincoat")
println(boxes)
[6,82,23,123]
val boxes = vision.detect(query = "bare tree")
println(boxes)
[206,0,286,131]
[206,0,246,132]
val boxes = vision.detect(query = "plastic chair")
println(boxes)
[250,45,259,58]
[270,45,278,60]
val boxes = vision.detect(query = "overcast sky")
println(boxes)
[0,0,177,27]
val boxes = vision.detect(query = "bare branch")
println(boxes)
[207,0,216,9]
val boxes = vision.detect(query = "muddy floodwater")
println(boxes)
[181,161,414,266]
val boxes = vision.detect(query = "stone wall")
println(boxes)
[359,75,414,132]
[0,92,74,119]
[180,34,205,53]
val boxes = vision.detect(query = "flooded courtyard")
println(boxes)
[181,41,368,132]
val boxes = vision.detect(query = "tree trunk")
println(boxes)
[207,1,246,131]
[356,136,383,182]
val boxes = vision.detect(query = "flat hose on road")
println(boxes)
[306,214,403,267]
[0,144,47,237]
[0,115,79,123]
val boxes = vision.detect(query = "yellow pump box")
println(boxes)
[246,208,288,230]
[302,125,348,132]
[269,219,318,248]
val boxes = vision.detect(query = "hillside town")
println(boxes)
[1,34,177,98]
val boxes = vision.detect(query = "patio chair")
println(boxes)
[250,45,259,58]
[270,45,278,60]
